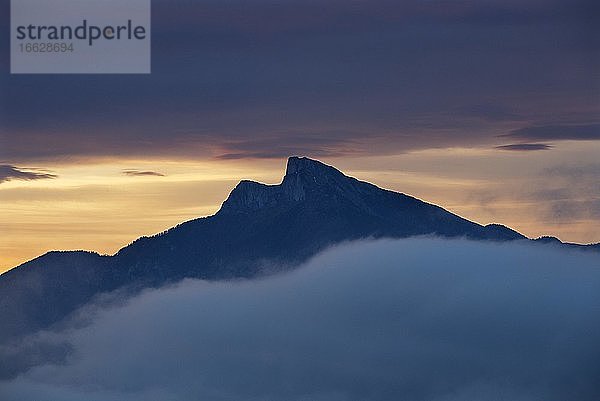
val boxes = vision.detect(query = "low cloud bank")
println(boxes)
[1,239,599,401]
[0,165,57,184]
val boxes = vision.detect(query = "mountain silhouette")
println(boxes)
[0,157,597,353]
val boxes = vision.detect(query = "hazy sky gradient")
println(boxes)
[0,0,599,270]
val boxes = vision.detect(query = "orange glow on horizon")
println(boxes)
[2,143,599,273]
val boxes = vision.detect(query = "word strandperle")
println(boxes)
[15,19,147,46]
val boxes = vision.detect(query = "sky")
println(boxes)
[2,239,600,400]
[1,0,599,271]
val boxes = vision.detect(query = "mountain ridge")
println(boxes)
[0,156,598,355]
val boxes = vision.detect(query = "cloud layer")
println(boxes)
[0,165,57,184]
[1,0,598,162]
[1,238,599,401]
[505,124,600,141]
[122,169,166,177]
[495,143,552,151]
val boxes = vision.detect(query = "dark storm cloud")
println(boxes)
[1,239,599,401]
[495,143,552,151]
[503,124,600,141]
[1,0,598,162]
[0,165,57,184]
[122,170,165,177]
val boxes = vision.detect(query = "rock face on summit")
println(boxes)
[221,157,383,213]
[0,156,556,349]
[220,157,354,212]
[220,157,523,240]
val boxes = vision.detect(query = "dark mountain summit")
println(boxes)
[0,157,596,352]
[221,157,523,240]
[114,157,524,284]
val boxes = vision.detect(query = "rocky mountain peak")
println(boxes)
[284,156,341,177]
[219,157,347,214]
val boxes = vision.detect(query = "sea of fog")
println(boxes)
[1,238,599,401]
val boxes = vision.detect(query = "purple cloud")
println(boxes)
[495,143,553,151]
